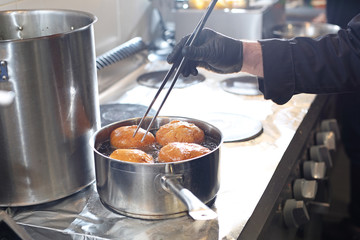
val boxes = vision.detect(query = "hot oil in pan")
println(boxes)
[97,131,218,163]
[96,140,162,161]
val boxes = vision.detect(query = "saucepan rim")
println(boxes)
[90,115,223,166]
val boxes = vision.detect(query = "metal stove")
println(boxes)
[95,43,344,239]
[4,37,340,240]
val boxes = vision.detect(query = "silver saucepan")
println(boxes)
[90,116,223,220]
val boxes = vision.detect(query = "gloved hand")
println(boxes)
[167,28,243,77]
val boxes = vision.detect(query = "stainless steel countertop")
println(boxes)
[7,60,315,239]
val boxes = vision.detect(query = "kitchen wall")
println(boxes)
[0,0,153,55]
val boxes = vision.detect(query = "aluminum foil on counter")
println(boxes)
[6,184,219,240]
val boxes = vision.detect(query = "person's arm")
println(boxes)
[168,14,360,104]
[241,41,264,78]
[258,13,360,104]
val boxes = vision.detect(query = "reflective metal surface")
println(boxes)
[100,103,156,126]
[137,70,206,89]
[3,52,317,239]
[0,10,100,206]
[220,75,262,96]
[9,184,220,239]
[91,116,222,219]
[6,92,315,239]
[196,112,263,142]
[174,1,285,41]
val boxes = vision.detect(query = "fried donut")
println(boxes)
[109,149,154,163]
[158,142,211,163]
[156,120,205,146]
[110,125,155,149]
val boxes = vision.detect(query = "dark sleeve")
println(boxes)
[258,13,360,105]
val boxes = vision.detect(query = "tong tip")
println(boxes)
[140,132,147,142]
[132,125,141,138]
[132,119,152,143]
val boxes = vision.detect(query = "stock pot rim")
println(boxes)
[0,9,97,43]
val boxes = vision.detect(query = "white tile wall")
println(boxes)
[0,0,16,6]
[0,0,152,55]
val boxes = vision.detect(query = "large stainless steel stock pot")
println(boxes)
[0,10,100,206]
[90,116,222,220]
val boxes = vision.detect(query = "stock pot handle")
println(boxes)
[161,175,217,221]
[0,60,15,107]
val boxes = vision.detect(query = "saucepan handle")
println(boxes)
[160,174,217,221]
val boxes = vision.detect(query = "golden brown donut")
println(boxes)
[109,149,154,163]
[158,142,211,163]
[110,125,155,149]
[155,120,205,146]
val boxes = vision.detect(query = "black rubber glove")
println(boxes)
[167,28,243,77]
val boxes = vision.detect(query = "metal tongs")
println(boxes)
[134,0,218,140]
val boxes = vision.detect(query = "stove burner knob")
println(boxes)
[321,119,340,141]
[293,178,318,200]
[283,199,310,228]
[303,161,326,180]
[310,145,333,168]
[316,131,336,151]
